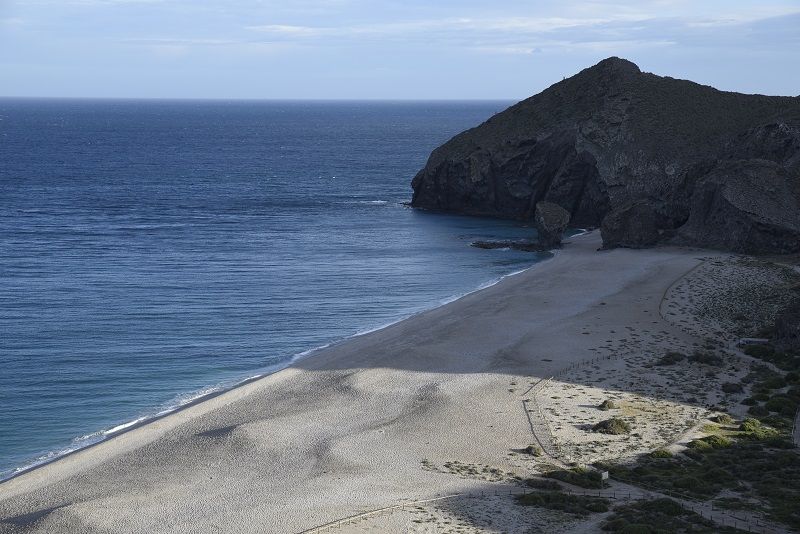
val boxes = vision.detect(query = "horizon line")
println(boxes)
[0,95,520,103]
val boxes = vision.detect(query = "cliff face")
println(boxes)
[411,58,800,254]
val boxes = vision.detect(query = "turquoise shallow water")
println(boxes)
[0,99,548,479]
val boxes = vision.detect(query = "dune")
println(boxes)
[0,231,710,533]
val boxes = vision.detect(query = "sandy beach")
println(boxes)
[0,231,725,533]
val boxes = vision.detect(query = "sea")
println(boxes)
[0,99,550,481]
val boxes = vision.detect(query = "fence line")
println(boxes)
[298,493,465,533]
[609,474,783,533]
[298,481,782,534]
[520,352,786,533]
[306,344,791,533]
[523,378,561,459]
[299,485,622,533]
[523,352,624,462]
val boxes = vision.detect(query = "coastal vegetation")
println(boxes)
[655,351,685,366]
[543,467,603,489]
[598,399,618,410]
[523,444,543,456]
[688,351,723,367]
[599,432,800,529]
[516,491,609,516]
[599,339,800,531]
[601,498,746,533]
[593,418,632,435]
[524,478,562,491]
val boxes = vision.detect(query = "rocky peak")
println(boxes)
[411,58,800,254]
[583,56,642,81]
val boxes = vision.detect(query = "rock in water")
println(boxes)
[534,201,570,248]
[410,57,800,254]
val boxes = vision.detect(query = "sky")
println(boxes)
[1,0,799,99]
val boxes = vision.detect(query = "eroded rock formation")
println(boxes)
[411,58,800,254]
[534,201,571,248]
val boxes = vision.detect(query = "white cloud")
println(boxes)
[244,11,800,54]
[246,16,637,39]
[123,37,238,45]
[248,24,323,37]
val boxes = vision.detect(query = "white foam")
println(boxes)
[344,200,389,205]
[103,417,150,436]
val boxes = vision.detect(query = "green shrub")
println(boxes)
[524,444,543,456]
[674,476,703,490]
[593,418,632,435]
[604,437,800,530]
[721,382,744,394]
[598,399,618,411]
[744,344,776,359]
[761,376,788,390]
[619,525,651,534]
[603,519,627,531]
[545,467,603,488]
[640,498,685,516]
[650,449,673,459]
[516,491,608,515]
[749,405,769,417]
[739,418,781,440]
[525,478,561,491]
[760,415,791,429]
[713,497,758,511]
[765,396,796,416]
[602,498,740,533]
[656,352,686,366]
[586,501,610,513]
[687,439,712,451]
[702,435,732,448]
[739,418,763,432]
[689,351,723,366]
[711,414,735,425]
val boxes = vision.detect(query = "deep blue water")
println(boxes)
[0,99,545,480]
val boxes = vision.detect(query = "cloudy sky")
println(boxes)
[1,0,798,99]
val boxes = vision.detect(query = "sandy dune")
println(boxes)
[0,232,711,533]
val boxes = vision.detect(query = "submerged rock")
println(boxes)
[471,240,546,252]
[411,57,800,254]
[534,201,570,248]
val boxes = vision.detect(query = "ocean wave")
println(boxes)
[344,200,389,205]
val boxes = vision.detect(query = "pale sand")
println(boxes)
[0,231,714,533]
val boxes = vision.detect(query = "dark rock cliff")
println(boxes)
[411,58,800,254]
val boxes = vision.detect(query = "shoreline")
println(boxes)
[0,231,716,533]
[0,238,561,485]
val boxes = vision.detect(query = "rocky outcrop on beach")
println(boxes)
[411,57,800,254]
[534,201,571,248]
[471,200,571,251]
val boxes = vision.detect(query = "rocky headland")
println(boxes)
[411,57,800,254]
